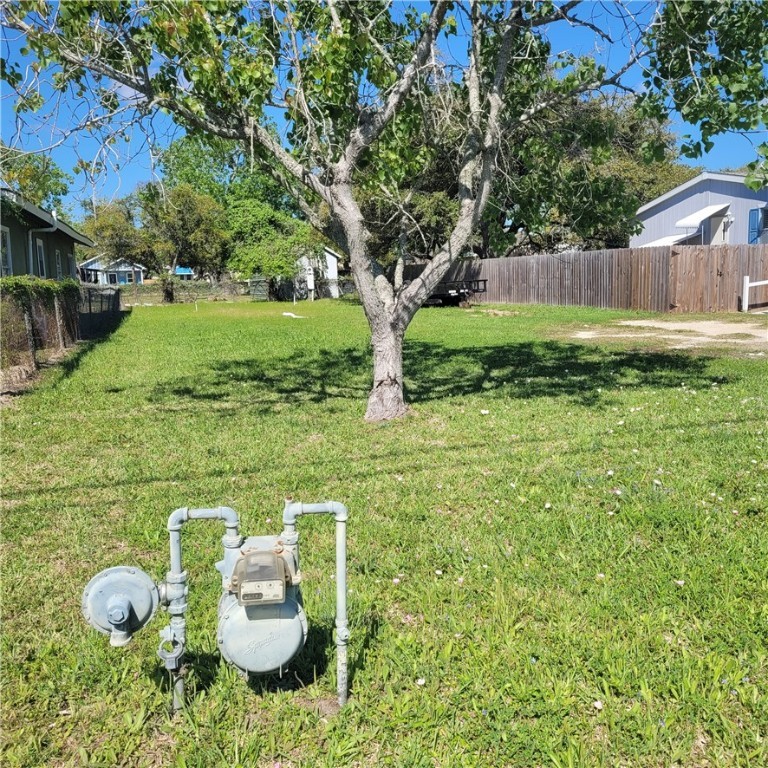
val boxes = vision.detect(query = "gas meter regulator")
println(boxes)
[82,501,349,711]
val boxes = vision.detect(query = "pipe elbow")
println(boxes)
[216,506,240,528]
[167,507,189,532]
[283,498,300,526]
[329,501,349,522]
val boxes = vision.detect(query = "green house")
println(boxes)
[1,188,93,279]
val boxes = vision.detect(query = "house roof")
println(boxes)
[641,233,693,248]
[0,187,94,247]
[80,254,145,270]
[636,172,750,217]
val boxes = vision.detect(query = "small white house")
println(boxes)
[79,254,146,285]
[631,172,768,248]
[296,247,341,299]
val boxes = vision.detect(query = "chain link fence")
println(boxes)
[1,284,123,392]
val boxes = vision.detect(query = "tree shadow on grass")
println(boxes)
[152,338,726,414]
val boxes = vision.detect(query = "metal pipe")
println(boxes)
[162,507,242,712]
[335,512,350,706]
[282,500,350,706]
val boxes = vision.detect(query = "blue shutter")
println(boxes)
[748,208,761,244]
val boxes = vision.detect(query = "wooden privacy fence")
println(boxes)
[416,245,768,313]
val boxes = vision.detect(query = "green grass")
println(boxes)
[2,300,766,767]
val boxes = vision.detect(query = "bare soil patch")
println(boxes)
[573,317,767,353]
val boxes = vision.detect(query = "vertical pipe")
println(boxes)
[742,274,750,312]
[172,672,185,713]
[335,515,349,706]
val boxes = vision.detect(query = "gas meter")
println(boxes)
[82,501,349,711]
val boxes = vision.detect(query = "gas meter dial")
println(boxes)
[231,550,288,606]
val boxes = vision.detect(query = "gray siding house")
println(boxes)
[80,254,146,285]
[630,172,768,248]
[1,187,93,278]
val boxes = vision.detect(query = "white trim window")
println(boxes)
[55,248,63,279]
[1,226,12,276]
[36,237,46,277]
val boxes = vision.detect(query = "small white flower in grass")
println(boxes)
[265,518,272,524]
[544,502,552,509]
[457,577,464,585]
[596,573,605,580]
[612,488,622,496]
[480,409,490,415]
[606,470,614,477]
[593,700,604,711]
[653,479,662,486]
[435,569,443,576]
[416,678,426,686]
[674,579,685,586]
[392,577,400,585]
[617,420,625,426]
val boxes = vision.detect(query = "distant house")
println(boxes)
[174,266,194,281]
[0,187,93,279]
[297,247,341,299]
[630,172,768,248]
[79,255,146,285]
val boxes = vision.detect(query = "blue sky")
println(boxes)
[2,3,765,222]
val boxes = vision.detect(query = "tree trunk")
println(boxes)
[365,324,407,422]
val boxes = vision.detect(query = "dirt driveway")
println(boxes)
[572,317,767,354]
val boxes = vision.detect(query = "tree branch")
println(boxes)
[335,1,449,179]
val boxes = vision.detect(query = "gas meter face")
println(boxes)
[231,551,287,606]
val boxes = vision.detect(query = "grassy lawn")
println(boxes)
[1,300,766,767]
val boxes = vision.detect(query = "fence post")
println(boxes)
[23,307,38,369]
[53,294,65,349]
[741,275,750,312]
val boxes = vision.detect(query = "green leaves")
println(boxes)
[644,0,768,174]
[226,199,321,279]
[0,142,71,209]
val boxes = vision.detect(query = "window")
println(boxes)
[55,249,62,279]
[1,227,12,276]
[126,270,134,283]
[36,238,46,277]
[108,272,118,284]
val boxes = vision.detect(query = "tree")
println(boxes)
[4,1,766,420]
[158,134,296,213]
[79,198,149,268]
[480,96,703,254]
[227,199,321,284]
[0,141,71,210]
[138,183,229,277]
